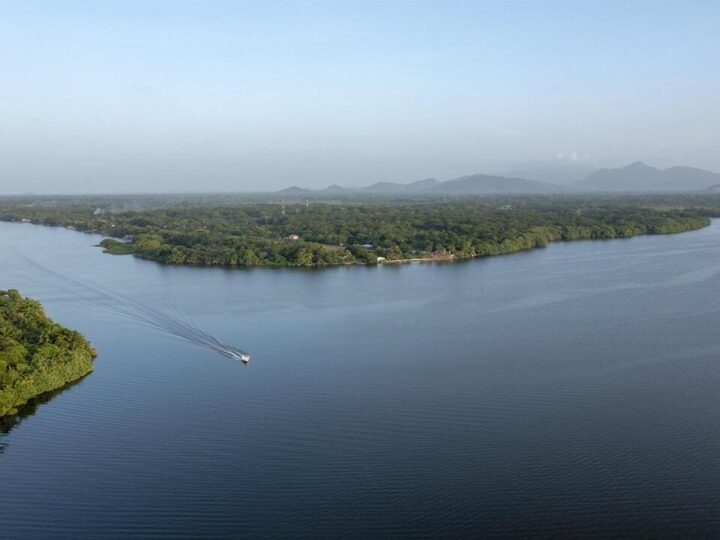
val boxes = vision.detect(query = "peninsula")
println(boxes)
[0,195,716,268]
[0,290,96,416]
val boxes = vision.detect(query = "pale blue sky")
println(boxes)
[1,0,718,193]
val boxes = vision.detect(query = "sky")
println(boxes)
[0,0,718,193]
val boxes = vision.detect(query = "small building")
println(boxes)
[362,243,373,249]
[287,233,300,241]
[377,256,386,263]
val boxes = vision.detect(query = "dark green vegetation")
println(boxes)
[0,376,88,438]
[0,290,96,416]
[1,194,718,268]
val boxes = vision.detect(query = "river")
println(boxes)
[1,220,720,537]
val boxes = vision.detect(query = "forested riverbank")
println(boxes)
[0,290,96,416]
[0,195,715,267]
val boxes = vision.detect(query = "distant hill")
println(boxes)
[502,164,599,185]
[575,162,720,192]
[277,184,353,196]
[277,186,312,196]
[319,184,353,195]
[364,178,440,194]
[278,162,720,195]
[279,173,559,196]
[433,173,556,194]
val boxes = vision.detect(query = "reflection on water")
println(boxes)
[0,376,90,446]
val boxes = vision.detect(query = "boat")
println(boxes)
[224,349,250,363]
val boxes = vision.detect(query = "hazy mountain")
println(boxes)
[363,181,402,193]
[319,184,353,195]
[279,173,559,196]
[364,178,440,193]
[277,186,313,196]
[278,184,353,196]
[406,178,441,191]
[280,163,720,195]
[502,164,599,185]
[432,173,557,194]
[575,162,720,192]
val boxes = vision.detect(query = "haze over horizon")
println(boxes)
[1,0,718,194]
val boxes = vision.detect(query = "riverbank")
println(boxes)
[0,197,715,269]
[0,290,96,417]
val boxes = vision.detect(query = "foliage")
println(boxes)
[0,290,96,416]
[0,195,716,268]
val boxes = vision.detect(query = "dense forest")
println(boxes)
[0,290,96,416]
[0,195,716,268]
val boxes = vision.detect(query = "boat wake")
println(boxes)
[19,253,250,364]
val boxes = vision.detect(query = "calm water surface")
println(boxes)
[1,221,720,538]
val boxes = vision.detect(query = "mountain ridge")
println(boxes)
[575,162,720,192]
[278,162,720,195]
[279,173,561,196]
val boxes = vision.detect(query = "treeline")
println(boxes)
[0,290,96,416]
[0,198,714,267]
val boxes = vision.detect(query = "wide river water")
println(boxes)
[1,220,720,538]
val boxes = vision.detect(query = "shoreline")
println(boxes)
[0,290,96,417]
[3,217,711,270]
[0,208,713,269]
